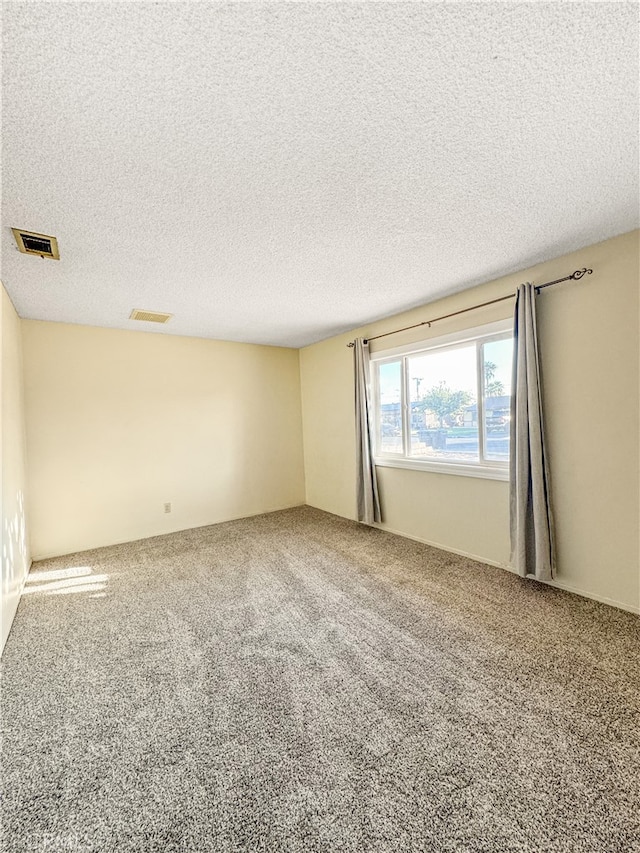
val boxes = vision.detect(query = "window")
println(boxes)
[371,321,513,479]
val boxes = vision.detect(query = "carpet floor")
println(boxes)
[1,506,639,853]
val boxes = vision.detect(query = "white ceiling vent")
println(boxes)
[12,228,59,259]
[129,309,173,324]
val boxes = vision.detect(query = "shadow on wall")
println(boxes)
[2,489,28,592]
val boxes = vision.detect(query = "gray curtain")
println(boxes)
[354,338,382,524]
[510,283,555,580]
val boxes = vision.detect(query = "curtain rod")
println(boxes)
[346,268,593,348]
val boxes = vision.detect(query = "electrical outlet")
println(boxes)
[164,502,171,513]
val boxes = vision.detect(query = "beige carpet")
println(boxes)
[1,506,639,852]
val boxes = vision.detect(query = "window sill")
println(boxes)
[374,456,509,481]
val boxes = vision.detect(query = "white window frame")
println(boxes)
[370,320,512,481]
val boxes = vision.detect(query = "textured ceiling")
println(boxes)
[2,2,638,348]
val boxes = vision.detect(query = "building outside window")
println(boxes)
[371,320,513,480]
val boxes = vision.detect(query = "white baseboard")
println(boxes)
[374,522,640,616]
[374,522,509,569]
[30,505,638,617]
[538,578,639,615]
[1,557,33,657]
[31,502,307,561]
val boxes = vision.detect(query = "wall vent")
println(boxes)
[129,309,173,324]
[12,228,60,259]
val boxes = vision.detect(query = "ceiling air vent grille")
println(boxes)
[129,309,173,324]
[12,228,59,259]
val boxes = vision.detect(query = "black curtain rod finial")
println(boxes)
[572,267,593,279]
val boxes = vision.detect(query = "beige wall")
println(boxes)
[9,230,640,614]
[300,230,640,613]
[1,284,31,653]
[23,323,305,558]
